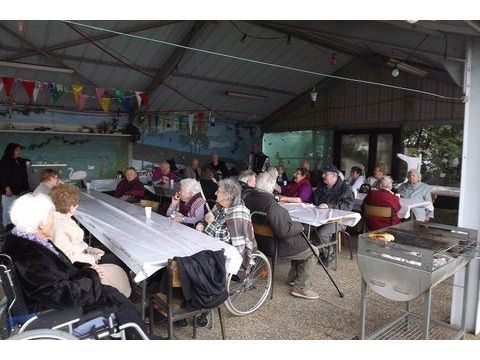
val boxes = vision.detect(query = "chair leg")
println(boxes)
[218,307,226,340]
[346,233,353,260]
[167,316,173,340]
[270,241,278,300]
[192,315,197,339]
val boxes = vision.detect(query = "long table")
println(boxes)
[75,190,242,318]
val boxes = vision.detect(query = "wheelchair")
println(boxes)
[224,251,272,316]
[0,253,149,340]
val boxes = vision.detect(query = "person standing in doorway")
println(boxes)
[0,143,30,228]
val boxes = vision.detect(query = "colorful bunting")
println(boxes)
[121,97,131,113]
[95,88,105,105]
[77,94,88,111]
[33,81,42,103]
[198,112,205,129]
[50,83,65,104]
[21,80,35,102]
[1,77,15,97]
[140,93,149,108]
[114,90,124,104]
[100,97,111,113]
[188,113,194,135]
[135,91,150,109]
[71,83,83,104]
[209,112,216,127]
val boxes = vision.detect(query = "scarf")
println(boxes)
[12,227,59,256]
[179,192,203,216]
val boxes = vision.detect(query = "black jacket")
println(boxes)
[313,178,354,211]
[241,185,256,201]
[208,161,229,178]
[0,157,30,195]
[243,189,308,257]
[176,250,228,310]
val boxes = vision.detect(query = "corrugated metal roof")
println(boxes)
[0,20,467,121]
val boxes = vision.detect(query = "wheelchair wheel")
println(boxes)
[225,251,272,316]
[8,329,78,340]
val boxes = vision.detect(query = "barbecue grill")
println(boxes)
[357,221,477,340]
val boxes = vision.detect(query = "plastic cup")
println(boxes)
[145,206,152,219]
[170,179,174,188]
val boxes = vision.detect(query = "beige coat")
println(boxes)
[52,212,131,298]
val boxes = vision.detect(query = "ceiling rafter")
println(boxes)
[0,22,97,87]
[5,20,182,62]
[145,20,210,94]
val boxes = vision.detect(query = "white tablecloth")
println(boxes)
[280,203,361,227]
[89,178,121,192]
[75,190,242,283]
[352,193,434,219]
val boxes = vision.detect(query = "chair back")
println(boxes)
[364,204,395,218]
[250,211,274,238]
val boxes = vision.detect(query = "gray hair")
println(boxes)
[379,176,394,190]
[255,172,277,193]
[238,170,256,184]
[218,179,242,206]
[10,193,55,233]
[180,178,202,195]
[408,168,422,181]
[266,166,278,179]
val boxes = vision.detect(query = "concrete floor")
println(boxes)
[151,247,480,340]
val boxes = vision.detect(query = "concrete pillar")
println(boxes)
[451,37,480,334]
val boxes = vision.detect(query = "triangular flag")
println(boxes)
[21,80,35,102]
[100,97,111,113]
[135,91,142,108]
[33,81,41,103]
[140,93,149,108]
[122,97,131,113]
[114,90,124,104]
[188,113,194,135]
[77,94,88,111]
[95,88,105,105]
[1,77,15,97]
[50,82,65,104]
[198,112,205,129]
[71,83,83,104]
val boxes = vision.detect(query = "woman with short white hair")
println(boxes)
[2,193,149,338]
[398,169,434,221]
[166,178,206,225]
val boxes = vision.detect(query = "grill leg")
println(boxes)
[423,288,432,340]
[460,262,471,339]
[359,277,367,339]
[141,280,147,320]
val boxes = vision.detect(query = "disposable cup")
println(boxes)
[145,206,152,219]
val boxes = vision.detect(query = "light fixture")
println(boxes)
[0,61,74,74]
[387,58,428,78]
[406,20,419,24]
[310,87,318,102]
[391,66,400,78]
[225,91,267,100]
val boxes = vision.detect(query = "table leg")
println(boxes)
[359,277,367,339]
[335,222,339,271]
[423,288,432,339]
[460,262,471,339]
[141,280,147,320]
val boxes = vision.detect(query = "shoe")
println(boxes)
[290,287,320,300]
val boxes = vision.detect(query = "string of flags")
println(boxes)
[0,76,149,113]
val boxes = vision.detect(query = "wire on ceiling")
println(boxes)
[60,20,464,102]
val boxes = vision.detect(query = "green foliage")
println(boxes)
[402,125,463,186]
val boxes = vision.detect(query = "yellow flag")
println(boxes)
[71,83,83,104]
[101,97,111,113]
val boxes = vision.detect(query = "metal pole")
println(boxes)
[461,262,471,338]
[423,288,432,339]
[141,280,147,320]
[359,277,367,339]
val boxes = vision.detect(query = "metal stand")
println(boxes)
[301,230,344,298]
[359,262,471,340]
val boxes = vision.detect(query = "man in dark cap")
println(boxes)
[312,164,354,264]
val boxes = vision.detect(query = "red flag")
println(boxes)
[21,80,35,102]
[198,112,205,129]
[1,77,15,97]
[139,92,149,108]
[95,88,105,106]
[77,94,88,111]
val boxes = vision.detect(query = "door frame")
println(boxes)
[333,128,402,180]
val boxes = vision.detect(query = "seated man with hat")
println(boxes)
[312,164,354,265]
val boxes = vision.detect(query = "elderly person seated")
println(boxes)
[152,160,178,185]
[347,166,366,192]
[313,164,354,264]
[276,166,288,186]
[208,153,229,180]
[243,168,320,300]
[1,193,149,339]
[33,169,61,196]
[398,169,434,221]
[50,184,131,297]
[196,179,256,279]
[362,176,400,230]
[367,163,386,189]
[166,178,206,226]
[184,158,202,180]
[114,167,145,201]
[238,170,256,200]
[278,167,313,203]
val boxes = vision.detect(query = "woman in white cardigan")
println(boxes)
[50,184,131,298]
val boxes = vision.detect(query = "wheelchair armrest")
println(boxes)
[22,306,83,332]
